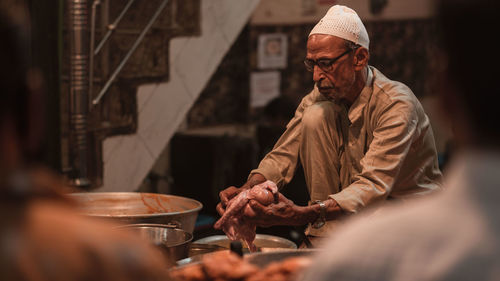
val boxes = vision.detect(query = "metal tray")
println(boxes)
[176,248,320,268]
[177,234,298,267]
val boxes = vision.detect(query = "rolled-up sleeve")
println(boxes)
[330,99,418,213]
[250,90,319,188]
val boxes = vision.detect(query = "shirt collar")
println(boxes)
[347,66,373,124]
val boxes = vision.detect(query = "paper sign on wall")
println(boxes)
[250,71,281,108]
[257,33,288,69]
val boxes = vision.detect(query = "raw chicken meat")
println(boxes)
[214,180,278,252]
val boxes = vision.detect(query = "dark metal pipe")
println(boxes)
[68,0,90,187]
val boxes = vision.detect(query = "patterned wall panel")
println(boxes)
[187,18,439,128]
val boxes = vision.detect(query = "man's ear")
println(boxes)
[353,47,369,70]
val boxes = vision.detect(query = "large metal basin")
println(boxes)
[69,192,203,233]
[120,223,193,261]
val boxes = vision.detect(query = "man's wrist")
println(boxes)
[311,200,327,229]
[324,198,344,220]
[245,173,266,188]
[293,204,321,226]
[288,205,316,226]
[306,198,343,227]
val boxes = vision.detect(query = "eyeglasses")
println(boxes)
[304,48,353,72]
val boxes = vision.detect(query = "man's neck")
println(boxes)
[344,66,368,107]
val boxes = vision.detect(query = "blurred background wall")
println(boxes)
[27,0,452,235]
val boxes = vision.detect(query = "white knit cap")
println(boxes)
[309,5,369,50]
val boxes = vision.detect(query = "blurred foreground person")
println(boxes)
[298,0,500,280]
[0,1,171,280]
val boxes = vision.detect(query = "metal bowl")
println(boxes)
[69,192,203,233]
[193,234,297,252]
[245,249,320,268]
[120,223,193,261]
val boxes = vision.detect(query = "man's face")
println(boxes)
[305,34,356,103]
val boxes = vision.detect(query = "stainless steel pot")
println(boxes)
[120,223,193,261]
[69,192,203,233]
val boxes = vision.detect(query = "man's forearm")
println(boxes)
[242,173,267,189]
[323,198,344,220]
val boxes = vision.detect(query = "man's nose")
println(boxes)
[313,65,326,82]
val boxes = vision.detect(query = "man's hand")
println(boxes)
[216,185,245,216]
[244,193,312,227]
[216,173,267,216]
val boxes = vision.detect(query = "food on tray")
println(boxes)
[169,250,312,281]
[246,256,312,281]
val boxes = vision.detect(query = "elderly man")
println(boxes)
[217,5,442,245]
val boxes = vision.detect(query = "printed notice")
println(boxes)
[250,71,281,108]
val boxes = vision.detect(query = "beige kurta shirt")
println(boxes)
[250,66,443,236]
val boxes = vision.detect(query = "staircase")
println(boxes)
[97,0,260,191]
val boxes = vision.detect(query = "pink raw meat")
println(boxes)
[214,180,278,252]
